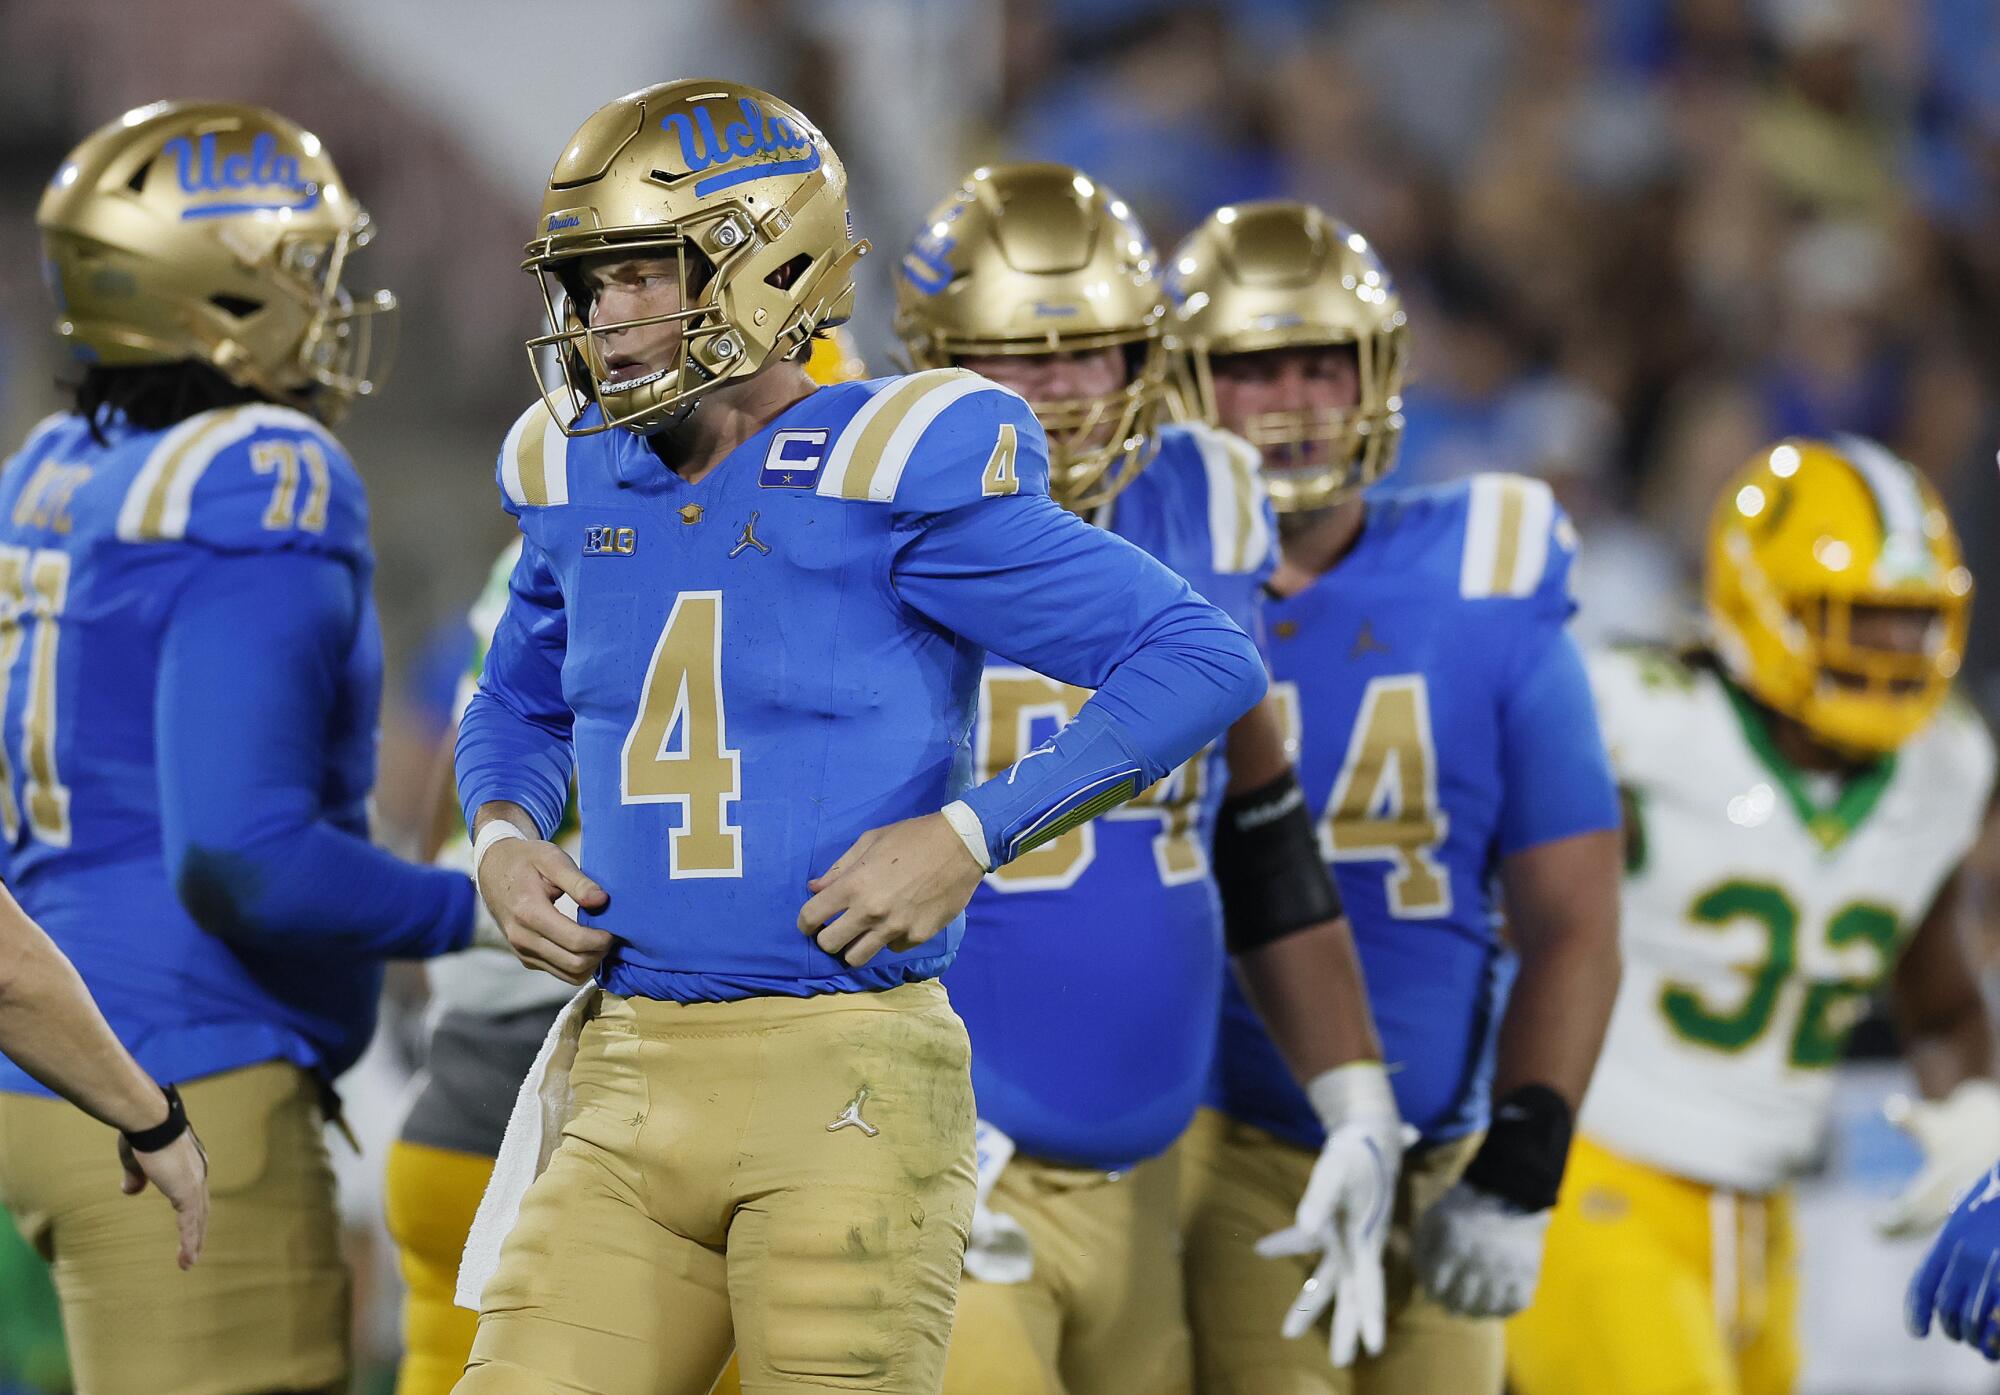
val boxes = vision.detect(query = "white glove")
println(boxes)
[964,1119,1033,1285]
[1254,1061,1409,1366]
[1414,1182,1548,1317]
[1879,1080,2000,1238]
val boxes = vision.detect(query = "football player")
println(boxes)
[1168,201,1625,1395]
[453,82,1268,1395]
[0,103,488,1394]
[387,335,865,1395]
[1508,436,2000,1395]
[894,166,1399,1395]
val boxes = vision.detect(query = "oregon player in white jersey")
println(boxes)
[1509,436,2000,1395]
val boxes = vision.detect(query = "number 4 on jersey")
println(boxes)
[1271,674,1451,918]
[621,591,743,878]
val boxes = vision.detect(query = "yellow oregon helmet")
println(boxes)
[1707,436,1973,756]
[893,163,1167,511]
[1166,201,1408,512]
[38,101,394,423]
[525,80,869,437]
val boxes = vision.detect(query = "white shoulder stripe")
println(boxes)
[1185,423,1272,575]
[498,394,573,509]
[1459,474,1555,598]
[817,368,992,503]
[117,404,335,542]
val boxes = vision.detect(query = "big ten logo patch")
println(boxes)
[759,429,829,489]
[584,525,638,556]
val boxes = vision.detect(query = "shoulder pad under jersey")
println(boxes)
[1454,473,1577,618]
[813,369,1051,511]
[113,404,368,561]
[1159,421,1276,578]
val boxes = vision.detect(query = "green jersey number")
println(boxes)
[1661,879,1899,1068]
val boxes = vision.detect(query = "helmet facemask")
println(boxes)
[1179,327,1408,514]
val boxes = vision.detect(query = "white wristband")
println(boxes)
[470,819,530,883]
[941,800,993,873]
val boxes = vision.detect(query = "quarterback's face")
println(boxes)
[960,347,1129,449]
[580,253,693,387]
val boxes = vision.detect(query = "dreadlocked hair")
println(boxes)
[72,362,268,445]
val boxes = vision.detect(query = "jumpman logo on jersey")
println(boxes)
[730,511,771,558]
[826,1086,880,1137]
[1350,619,1390,659]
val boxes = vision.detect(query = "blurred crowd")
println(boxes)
[1,1,2000,1390]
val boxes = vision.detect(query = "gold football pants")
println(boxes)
[1506,1134,1799,1395]
[386,1138,749,1395]
[942,1147,1191,1395]
[1178,1108,1498,1395]
[455,980,977,1395]
[0,1059,350,1395]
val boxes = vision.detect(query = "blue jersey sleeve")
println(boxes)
[1494,622,1620,856]
[455,531,575,837]
[887,389,1267,867]
[113,404,369,563]
[156,550,474,957]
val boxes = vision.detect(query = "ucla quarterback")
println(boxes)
[895,166,1397,1395]
[1510,437,2000,1395]
[0,103,487,1395]
[386,339,862,1395]
[453,83,1268,1395]
[1169,201,1625,1395]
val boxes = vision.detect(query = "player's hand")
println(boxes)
[965,1120,1033,1285]
[118,1126,209,1271]
[1413,1181,1549,1317]
[1908,1161,2000,1357]
[1255,1064,1409,1366]
[476,835,611,985]
[797,813,984,967]
[1880,1081,2000,1238]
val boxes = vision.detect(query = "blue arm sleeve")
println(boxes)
[157,551,474,957]
[454,533,574,837]
[1495,624,1621,857]
[894,492,1268,867]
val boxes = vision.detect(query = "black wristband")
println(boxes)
[1215,768,1343,955]
[1462,1083,1573,1213]
[122,1084,190,1154]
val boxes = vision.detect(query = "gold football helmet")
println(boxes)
[1166,201,1408,512]
[525,79,869,437]
[38,101,394,423]
[893,163,1166,511]
[1707,436,1973,756]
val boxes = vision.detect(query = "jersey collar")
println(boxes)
[1720,679,1897,851]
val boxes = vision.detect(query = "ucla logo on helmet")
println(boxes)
[163,131,320,220]
[661,98,821,197]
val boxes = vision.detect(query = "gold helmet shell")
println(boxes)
[893,163,1166,511]
[1166,201,1408,511]
[38,101,395,423]
[1706,436,1973,756]
[525,80,869,437]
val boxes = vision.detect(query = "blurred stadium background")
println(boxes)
[2,0,2000,1390]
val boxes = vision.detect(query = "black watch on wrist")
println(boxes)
[122,1084,190,1154]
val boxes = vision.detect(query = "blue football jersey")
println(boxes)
[1209,475,1620,1148]
[459,371,1262,1005]
[0,404,393,1090]
[947,423,1276,1171]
